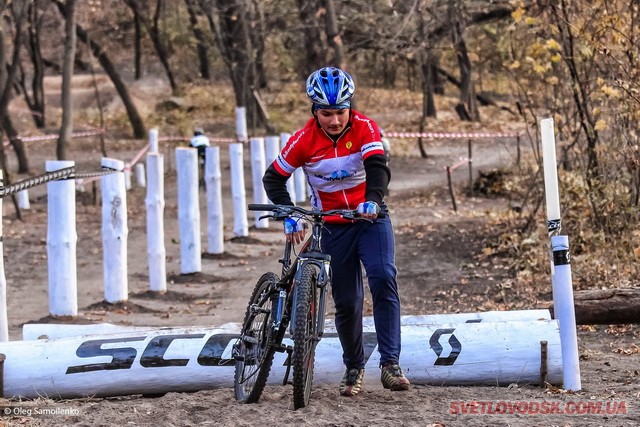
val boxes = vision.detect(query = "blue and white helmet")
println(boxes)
[306,67,355,109]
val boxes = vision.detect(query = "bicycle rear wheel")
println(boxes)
[291,264,319,409]
[234,272,279,403]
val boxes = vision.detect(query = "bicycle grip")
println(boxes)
[248,203,276,211]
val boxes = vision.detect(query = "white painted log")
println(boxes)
[235,106,248,142]
[204,146,224,254]
[175,147,202,274]
[46,160,78,316]
[1,319,562,399]
[17,190,30,209]
[229,143,249,237]
[22,310,552,341]
[101,158,129,303]
[0,171,7,341]
[250,137,269,229]
[146,151,167,293]
[134,163,146,187]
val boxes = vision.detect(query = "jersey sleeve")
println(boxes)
[354,114,386,160]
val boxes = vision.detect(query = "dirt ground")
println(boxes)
[0,135,638,427]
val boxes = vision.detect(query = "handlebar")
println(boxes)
[248,203,385,221]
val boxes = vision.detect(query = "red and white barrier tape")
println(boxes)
[448,157,470,171]
[385,131,519,139]
[3,129,105,146]
[124,143,151,171]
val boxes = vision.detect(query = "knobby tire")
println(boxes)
[234,272,279,403]
[291,264,319,409]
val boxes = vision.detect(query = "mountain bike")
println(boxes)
[233,203,363,409]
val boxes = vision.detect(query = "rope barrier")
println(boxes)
[0,167,119,198]
[385,131,520,139]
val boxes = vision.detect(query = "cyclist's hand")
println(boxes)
[357,201,380,220]
[284,217,308,245]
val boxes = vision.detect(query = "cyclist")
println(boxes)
[189,127,210,163]
[262,66,410,396]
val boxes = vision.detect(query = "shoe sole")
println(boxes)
[383,382,410,391]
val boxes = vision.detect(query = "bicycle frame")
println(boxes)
[271,214,331,340]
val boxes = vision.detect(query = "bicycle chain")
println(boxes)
[0,167,119,198]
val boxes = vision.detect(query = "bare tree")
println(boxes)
[323,0,345,69]
[204,0,271,132]
[0,0,31,219]
[125,0,178,93]
[449,1,479,121]
[185,0,211,80]
[296,0,325,78]
[15,0,47,129]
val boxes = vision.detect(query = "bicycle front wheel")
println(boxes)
[234,272,279,403]
[291,264,320,409]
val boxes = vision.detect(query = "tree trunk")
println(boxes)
[251,0,267,88]
[25,0,46,128]
[57,0,77,161]
[550,288,640,325]
[79,33,146,138]
[3,116,29,173]
[185,0,211,80]
[49,4,146,138]
[296,0,324,78]
[0,1,29,221]
[208,0,268,133]
[449,2,479,122]
[134,8,142,80]
[125,0,177,93]
[322,0,344,69]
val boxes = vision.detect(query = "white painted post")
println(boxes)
[135,163,146,187]
[0,171,8,341]
[540,117,581,391]
[229,143,249,237]
[280,132,296,202]
[149,128,159,153]
[176,147,202,274]
[124,169,132,191]
[205,146,224,254]
[250,137,269,228]
[17,190,30,209]
[146,131,167,293]
[101,158,129,303]
[265,135,280,166]
[294,167,307,204]
[235,107,248,143]
[46,160,78,316]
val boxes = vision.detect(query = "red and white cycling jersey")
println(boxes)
[274,110,385,219]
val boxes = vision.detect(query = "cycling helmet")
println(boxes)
[306,67,355,110]
[194,127,204,136]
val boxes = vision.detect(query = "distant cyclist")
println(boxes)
[262,66,410,397]
[189,127,210,162]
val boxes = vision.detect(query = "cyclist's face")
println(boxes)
[315,109,350,136]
